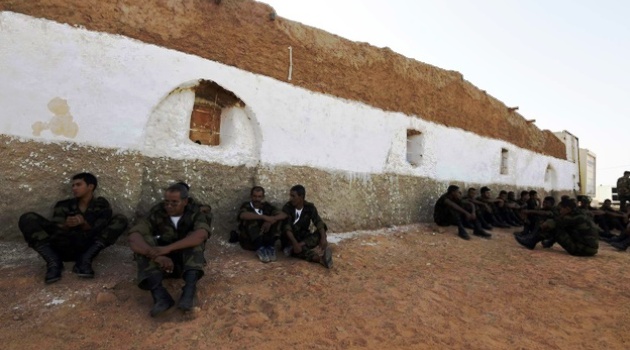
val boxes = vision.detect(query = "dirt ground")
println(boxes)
[1,224,629,349]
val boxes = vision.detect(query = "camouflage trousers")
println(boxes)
[541,229,599,257]
[135,243,206,290]
[238,221,280,251]
[18,212,128,261]
[290,232,324,262]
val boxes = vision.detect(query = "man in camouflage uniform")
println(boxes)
[18,172,128,284]
[237,186,287,263]
[515,198,599,256]
[617,171,630,212]
[128,183,211,317]
[434,185,491,240]
[282,184,333,268]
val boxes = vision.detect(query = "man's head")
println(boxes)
[480,186,491,199]
[467,187,477,197]
[289,184,306,207]
[542,196,555,209]
[625,171,630,177]
[603,199,612,208]
[250,186,265,206]
[507,191,516,201]
[447,185,462,200]
[163,183,189,217]
[577,195,591,208]
[71,172,97,199]
[529,190,538,200]
[498,190,508,200]
[520,190,530,201]
[558,197,577,216]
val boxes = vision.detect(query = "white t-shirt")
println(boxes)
[170,216,182,227]
[250,202,263,215]
[294,208,303,224]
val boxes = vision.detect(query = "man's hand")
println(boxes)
[147,246,171,259]
[292,242,305,254]
[65,215,85,228]
[318,239,328,251]
[260,221,272,234]
[154,256,174,274]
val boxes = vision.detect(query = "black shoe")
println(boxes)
[150,285,175,317]
[34,243,63,284]
[473,230,492,239]
[462,221,474,229]
[515,233,542,250]
[74,241,106,278]
[541,239,555,248]
[610,237,630,251]
[458,229,471,240]
[178,271,200,311]
[320,246,333,269]
[482,223,493,230]
[228,230,239,243]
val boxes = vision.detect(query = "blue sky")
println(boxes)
[262,0,629,186]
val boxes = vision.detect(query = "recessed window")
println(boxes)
[406,129,424,167]
[500,148,509,174]
[189,80,244,146]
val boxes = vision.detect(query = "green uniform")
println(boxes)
[617,176,630,212]
[19,197,127,261]
[130,202,211,289]
[237,201,281,251]
[282,201,327,262]
[541,209,599,256]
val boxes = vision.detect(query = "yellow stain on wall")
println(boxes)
[32,97,79,138]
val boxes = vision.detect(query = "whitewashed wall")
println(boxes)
[0,12,577,190]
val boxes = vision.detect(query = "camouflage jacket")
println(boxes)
[130,202,211,246]
[617,176,630,197]
[237,201,281,227]
[51,197,112,234]
[282,201,327,240]
[545,209,599,244]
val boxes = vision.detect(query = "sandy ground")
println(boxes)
[1,224,630,350]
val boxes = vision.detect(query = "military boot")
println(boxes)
[178,270,201,311]
[74,241,106,278]
[147,274,175,317]
[515,233,542,250]
[34,243,63,284]
[457,227,471,240]
[610,236,630,251]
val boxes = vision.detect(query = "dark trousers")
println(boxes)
[135,243,206,290]
[238,221,280,251]
[19,212,127,261]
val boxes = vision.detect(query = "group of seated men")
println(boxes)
[433,185,630,257]
[18,173,332,318]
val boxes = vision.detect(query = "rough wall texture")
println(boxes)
[1,135,570,240]
[0,0,566,159]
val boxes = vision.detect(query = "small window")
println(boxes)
[189,79,244,146]
[500,148,509,174]
[406,129,424,167]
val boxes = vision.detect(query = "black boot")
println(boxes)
[515,233,542,250]
[150,284,175,317]
[33,243,63,284]
[472,221,492,239]
[178,270,201,311]
[610,236,630,251]
[73,241,106,278]
[457,226,471,240]
[541,239,556,248]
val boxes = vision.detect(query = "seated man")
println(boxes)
[128,183,211,317]
[577,195,613,239]
[477,187,510,228]
[18,172,128,284]
[462,188,493,230]
[237,186,287,263]
[434,185,491,240]
[281,184,333,268]
[515,198,599,256]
